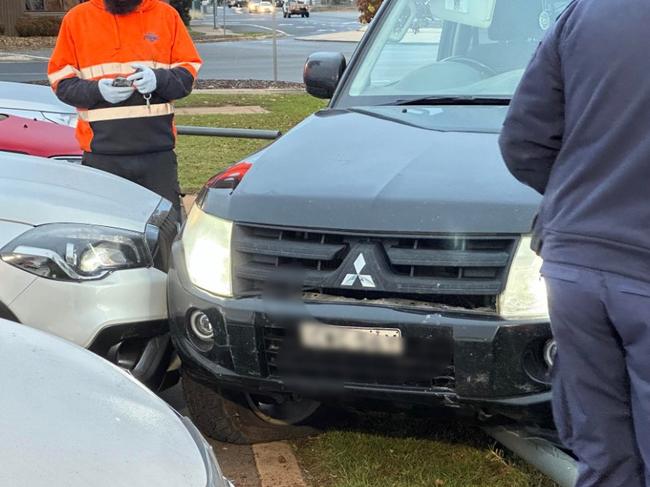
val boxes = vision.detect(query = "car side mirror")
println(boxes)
[303,52,346,99]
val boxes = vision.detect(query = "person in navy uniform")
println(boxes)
[500,1,650,485]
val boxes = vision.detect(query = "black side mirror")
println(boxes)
[303,52,347,99]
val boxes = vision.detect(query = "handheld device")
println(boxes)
[112,77,133,88]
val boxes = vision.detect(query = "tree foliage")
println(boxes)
[170,0,192,25]
[357,0,382,23]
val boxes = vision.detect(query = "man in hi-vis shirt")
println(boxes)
[48,0,202,212]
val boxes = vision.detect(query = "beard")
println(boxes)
[104,0,142,14]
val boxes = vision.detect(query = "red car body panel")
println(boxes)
[0,114,81,159]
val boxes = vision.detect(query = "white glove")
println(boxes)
[128,64,157,94]
[98,78,134,104]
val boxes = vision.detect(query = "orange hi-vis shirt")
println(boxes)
[48,0,202,155]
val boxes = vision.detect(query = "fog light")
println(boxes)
[190,310,214,341]
[543,339,557,368]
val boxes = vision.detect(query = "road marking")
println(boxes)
[252,441,307,487]
[227,23,289,35]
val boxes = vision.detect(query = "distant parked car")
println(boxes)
[0,114,82,164]
[0,81,76,127]
[283,0,309,17]
[228,0,247,7]
[0,319,233,487]
[0,152,178,390]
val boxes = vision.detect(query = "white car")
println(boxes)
[258,1,274,12]
[0,153,177,389]
[0,318,232,487]
[0,81,77,127]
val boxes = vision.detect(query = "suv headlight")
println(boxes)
[182,206,233,298]
[498,236,548,320]
[0,224,151,281]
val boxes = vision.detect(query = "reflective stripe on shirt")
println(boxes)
[77,103,174,122]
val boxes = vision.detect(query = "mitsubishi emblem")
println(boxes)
[341,253,376,288]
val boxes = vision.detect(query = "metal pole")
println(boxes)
[272,4,278,81]
[176,125,281,140]
[484,426,577,487]
[212,0,217,29]
[223,0,227,36]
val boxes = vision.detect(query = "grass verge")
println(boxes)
[293,413,557,487]
[175,93,325,192]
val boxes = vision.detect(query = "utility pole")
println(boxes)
[223,0,227,36]
[272,3,278,81]
[212,0,217,29]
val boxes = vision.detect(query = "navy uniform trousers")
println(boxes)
[543,262,650,486]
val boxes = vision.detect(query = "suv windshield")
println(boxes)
[337,0,570,107]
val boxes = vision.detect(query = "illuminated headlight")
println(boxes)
[182,206,233,297]
[0,224,151,281]
[497,236,549,320]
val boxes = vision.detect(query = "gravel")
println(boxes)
[27,78,305,90]
[194,79,304,90]
[0,36,57,50]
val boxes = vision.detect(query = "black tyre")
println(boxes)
[182,371,320,444]
[305,11,309,17]
[283,11,287,17]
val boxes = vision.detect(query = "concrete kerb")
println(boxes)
[295,26,366,43]
[190,24,288,43]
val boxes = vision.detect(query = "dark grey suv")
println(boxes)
[169,0,569,444]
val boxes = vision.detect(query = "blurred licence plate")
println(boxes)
[299,322,403,356]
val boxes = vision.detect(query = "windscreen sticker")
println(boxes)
[539,9,552,30]
[444,0,468,13]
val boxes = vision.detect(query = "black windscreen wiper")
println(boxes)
[391,96,510,106]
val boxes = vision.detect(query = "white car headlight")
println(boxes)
[182,206,233,298]
[497,236,549,320]
[0,224,151,281]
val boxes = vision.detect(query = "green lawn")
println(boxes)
[175,93,325,192]
[294,414,557,487]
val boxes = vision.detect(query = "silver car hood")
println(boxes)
[0,81,75,114]
[0,153,161,232]
[0,320,208,487]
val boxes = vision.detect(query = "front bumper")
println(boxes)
[169,241,552,423]
[4,262,174,389]
[7,265,168,348]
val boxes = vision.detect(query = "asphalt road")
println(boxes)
[196,38,356,81]
[0,10,359,83]
[198,7,360,36]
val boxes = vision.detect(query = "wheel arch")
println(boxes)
[0,300,20,323]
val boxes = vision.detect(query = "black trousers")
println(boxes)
[82,150,182,211]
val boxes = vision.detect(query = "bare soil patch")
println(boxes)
[176,105,268,115]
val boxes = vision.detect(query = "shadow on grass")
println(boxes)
[293,405,559,487]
